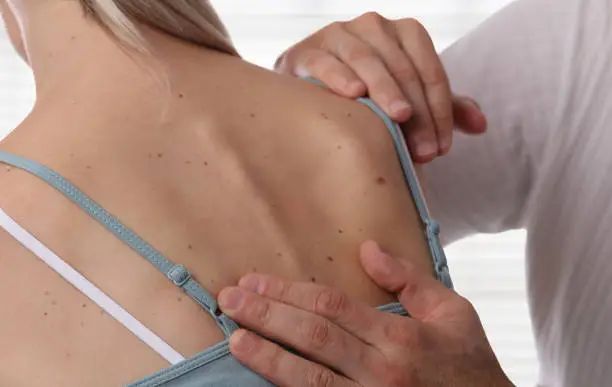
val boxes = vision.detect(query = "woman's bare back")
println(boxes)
[0,51,432,386]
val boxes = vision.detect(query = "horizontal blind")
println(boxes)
[1,1,537,385]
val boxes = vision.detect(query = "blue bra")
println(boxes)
[0,78,452,386]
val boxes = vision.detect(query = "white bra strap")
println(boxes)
[0,208,185,365]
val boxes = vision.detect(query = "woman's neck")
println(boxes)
[3,1,244,182]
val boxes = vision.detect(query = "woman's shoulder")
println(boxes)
[228,63,398,161]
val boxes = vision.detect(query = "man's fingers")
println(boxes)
[236,273,396,346]
[396,18,454,157]
[229,329,355,387]
[351,14,440,162]
[345,13,440,160]
[452,95,488,134]
[277,45,366,98]
[218,286,381,382]
[359,240,454,320]
[277,46,365,97]
[318,21,413,121]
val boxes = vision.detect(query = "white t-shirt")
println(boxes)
[428,0,612,385]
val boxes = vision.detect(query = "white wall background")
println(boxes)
[0,1,537,385]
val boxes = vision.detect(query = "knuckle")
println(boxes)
[356,11,387,25]
[402,17,426,32]
[302,50,324,69]
[261,342,284,375]
[382,367,415,387]
[455,296,476,314]
[279,44,300,64]
[400,279,420,300]
[323,21,346,36]
[344,42,376,63]
[314,289,348,317]
[359,349,386,375]
[278,44,314,73]
[430,101,453,123]
[421,67,449,87]
[275,280,290,303]
[306,367,335,387]
[383,321,418,347]
[400,78,428,100]
[390,64,418,82]
[299,319,333,350]
[248,298,272,325]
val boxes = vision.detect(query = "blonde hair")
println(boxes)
[79,0,238,56]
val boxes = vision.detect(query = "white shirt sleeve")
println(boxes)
[423,0,573,245]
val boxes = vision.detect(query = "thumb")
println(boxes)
[359,240,453,320]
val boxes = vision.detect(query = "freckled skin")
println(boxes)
[0,7,433,385]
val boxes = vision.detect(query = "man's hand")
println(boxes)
[275,13,487,163]
[218,241,513,386]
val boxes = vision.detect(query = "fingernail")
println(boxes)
[218,288,245,312]
[365,242,396,272]
[239,275,260,293]
[389,100,411,117]
[231,330,257,354]
[416,141,437,158]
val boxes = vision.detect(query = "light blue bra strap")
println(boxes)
[0,150,238,336]
[302,77,453,289]
[354,98,452,289]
